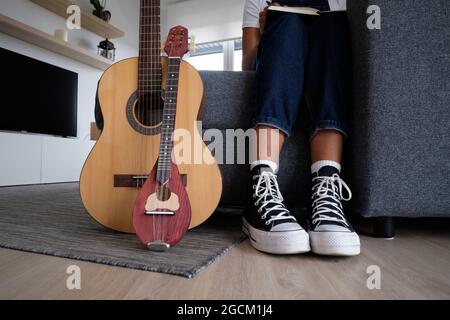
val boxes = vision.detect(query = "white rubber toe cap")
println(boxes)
[309,231,361,256]
[243,218,310,255]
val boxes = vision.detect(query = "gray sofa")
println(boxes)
[199,0,450,237]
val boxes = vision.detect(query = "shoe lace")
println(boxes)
[311,174,352,227]
[253,171,295,225]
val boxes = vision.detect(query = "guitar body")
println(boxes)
[79,57,222,233]
[133,162,191,247]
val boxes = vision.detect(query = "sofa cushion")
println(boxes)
[200,71,255,129]
[347,0,450,217]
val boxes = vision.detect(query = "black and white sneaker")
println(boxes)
[309,166,361,256]
[243,165,310,254]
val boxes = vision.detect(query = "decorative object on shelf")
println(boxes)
[54,29,68,42]
[90,0,111,22]
[0,14,112,70]
[97,38,116,61]
[30,0,124,39]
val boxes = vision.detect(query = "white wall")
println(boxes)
[166,0,245,44]
[0,0,140,186]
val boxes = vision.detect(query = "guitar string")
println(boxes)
[142,0,148,242]
[155,0,162,243]
[155,1,161,243]
[151,0,159,243]
[154,0,162,243]
[139,0,143,240]
[139,0,144,238]
[150,1,156,243]
[147,0,154,242]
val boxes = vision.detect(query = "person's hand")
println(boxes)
[259,2,281,33]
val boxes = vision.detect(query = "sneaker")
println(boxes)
[309,166,361,256]
[243,165,310,254]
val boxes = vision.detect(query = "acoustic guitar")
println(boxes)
[80,0,222,233]
[133,26,192,250]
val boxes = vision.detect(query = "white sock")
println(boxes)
[250,160,279,174]
[311,160,341,174]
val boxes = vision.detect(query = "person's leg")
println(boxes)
[253,125,285,170]
[252,11,308,170]
[244,14,310,254]
[304,12,360,256]
[311,130,343,164]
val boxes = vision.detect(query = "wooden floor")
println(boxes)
[0,219,449,300]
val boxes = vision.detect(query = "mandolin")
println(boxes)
[133,26,192,250]
[80,0,222,233]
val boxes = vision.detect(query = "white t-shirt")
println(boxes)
[243,0,347,28]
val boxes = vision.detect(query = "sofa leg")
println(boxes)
[373,217,395,239]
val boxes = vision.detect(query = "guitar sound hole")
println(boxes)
[134,92,164,127]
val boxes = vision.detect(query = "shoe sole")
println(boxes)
[309,231,361,256]
[243,218,310,255]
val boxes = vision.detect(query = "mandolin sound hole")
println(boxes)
[134,92,164,127]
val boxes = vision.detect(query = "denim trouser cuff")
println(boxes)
[309,120,348,141]
[254,116,292,137]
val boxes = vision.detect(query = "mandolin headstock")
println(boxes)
[164,25,189,58]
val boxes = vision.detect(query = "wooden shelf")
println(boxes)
[0,14,113,70]
[31,0,125,39]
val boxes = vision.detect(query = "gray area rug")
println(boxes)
[0,183,245,278]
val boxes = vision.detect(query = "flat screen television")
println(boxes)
[0,47,78,137]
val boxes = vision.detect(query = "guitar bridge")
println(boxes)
[145,211,175,216]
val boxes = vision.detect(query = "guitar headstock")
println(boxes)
[164,26,189,58]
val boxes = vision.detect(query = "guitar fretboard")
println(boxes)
[157,58,181,185]
[139,0,161,94]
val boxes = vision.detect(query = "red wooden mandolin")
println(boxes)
[133,26,192,251]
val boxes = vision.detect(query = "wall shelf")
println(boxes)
[0,14,113,70]
[30,0,125,39]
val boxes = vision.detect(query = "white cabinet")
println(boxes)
[0,132,42,186]
[0,132,94,186]
[41,136,94,184]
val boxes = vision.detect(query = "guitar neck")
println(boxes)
[138,0,161,94]
[157,58,182,185]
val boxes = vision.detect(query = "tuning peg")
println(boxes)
[189,35,196,54]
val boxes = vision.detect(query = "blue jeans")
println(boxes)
[254,0,352,139]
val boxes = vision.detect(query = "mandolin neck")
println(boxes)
[157,58,182,185]
[138,0,161,94]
